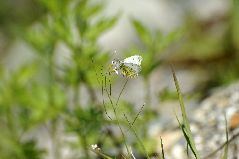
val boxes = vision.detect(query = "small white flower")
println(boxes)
[91,144,98,150]
[130,147,136,159]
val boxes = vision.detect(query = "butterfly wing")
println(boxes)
[110,55,142,78]
[123,55,142,66]
[120,63,141,78]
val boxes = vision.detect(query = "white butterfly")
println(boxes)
[110,55,143,78]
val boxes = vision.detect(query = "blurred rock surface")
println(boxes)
[155,82,239,159]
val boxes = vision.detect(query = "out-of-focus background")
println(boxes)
[0,0,239,158]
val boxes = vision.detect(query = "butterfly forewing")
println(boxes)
[123,55,142,65]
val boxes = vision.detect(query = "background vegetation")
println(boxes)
[0,0,239,158]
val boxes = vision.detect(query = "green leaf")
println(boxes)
[131,18,152,46]
[24,22,55,54]
[159,89,178,102]
[21,140,46,159]
[82,3,104,18]
[85,16,118,41]
[65,106,105,136]
[12,63,37,86]
[171,66,201,159]
[156,29,183,51]
[39,0,69,15]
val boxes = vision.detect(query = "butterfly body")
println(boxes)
[111,55,142,78]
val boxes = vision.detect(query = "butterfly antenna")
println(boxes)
[110,49,119,62]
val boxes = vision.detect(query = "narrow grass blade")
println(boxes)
[171,66,200,159]
[221,114,228,159]
[160,136,165,159]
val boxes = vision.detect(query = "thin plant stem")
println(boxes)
[125,103,145,134]
[47,51,62,159]
[101,76,112,120]
[144,77,150,106]
[124,114,150,159]
[79,133,90,158]
[104,86,130,157]
[132,103,145,126]
[116,79,129,107]
[202,123,239,159]
[91,59,130,157]
[49,120,61,159]
[90,149,113,159]
[160,136,165,159]
[221,113,228,159]
[91,60,112,120]
[85,80,98,104]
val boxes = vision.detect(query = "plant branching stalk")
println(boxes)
[49,120,61,159]
[84,80,98,104]
[104,86,130,157]
[116,79,128,107]
[80,134,90,159]
[47,52,61,159]
[90,149,113,159]
[144,77,150,106]
[124,114,150,159]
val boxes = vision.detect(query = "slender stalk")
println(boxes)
[144,77,150,107]
[132,103,145,126]
[47,52,61,159]
[160,136,165,159]
[104,85,130,157]
[80,134,90,159]
[49,120,60,159]
[85,80,98,104]
[92,59,130,156]
[202,130,239,159]
[116,79,128,107]
[90,149,113,159]
[124,114,150,159]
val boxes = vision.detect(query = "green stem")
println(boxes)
[124,114,150,159]
[80,134,90,159]
[91,149,113,159]
[49,120,60,159]
[144,77,150,106]
[104,87,130,157]
[47,51,61,159]
[84,80,97,104]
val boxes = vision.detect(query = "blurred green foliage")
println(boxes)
[0,0,118,158]
[131,18,183,79]
[0,0,239,158]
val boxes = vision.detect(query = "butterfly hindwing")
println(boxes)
[110,55,142,78]
[120,63,141,78]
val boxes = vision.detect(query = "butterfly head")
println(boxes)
[109,59,122,75]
